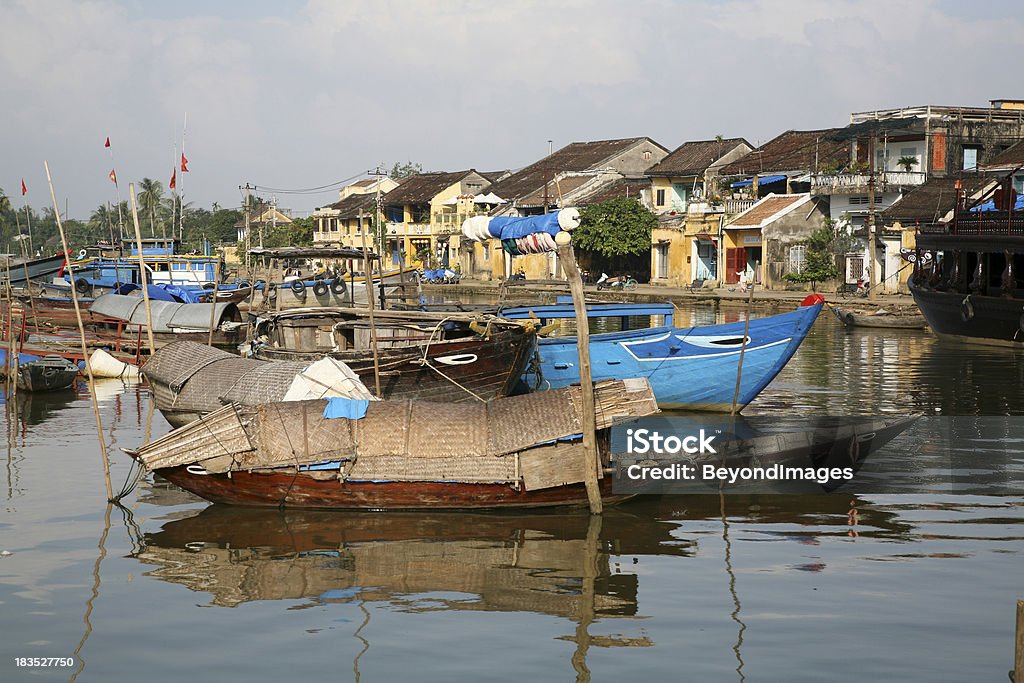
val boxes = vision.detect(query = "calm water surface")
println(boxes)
[1,305,1022,682]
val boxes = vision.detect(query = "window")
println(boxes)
[963,147,979,171]
[643,151,652,161]
[788,245,806,274]
[849,196,870,205]
[656,189,666,206]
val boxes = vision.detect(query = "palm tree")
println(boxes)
[137,178,164,238]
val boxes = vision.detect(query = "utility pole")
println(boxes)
[241,183,253,273]
[368,166,389,259]
[867,133,877,302]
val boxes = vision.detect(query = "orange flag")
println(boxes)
[180,153,189,172]
[109,169,117,184]
[21,179,26,196]
[169,168,176,190]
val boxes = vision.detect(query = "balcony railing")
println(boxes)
[811,171,926,194]
[920,213,1024,236]
[723,199,756,214]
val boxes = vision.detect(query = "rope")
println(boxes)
[414,316,487,402]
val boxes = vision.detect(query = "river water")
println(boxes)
[0,304,1022,682]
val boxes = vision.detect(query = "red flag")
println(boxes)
[109,169,117,184]
[104,137,111,148]
[169,168,176,190]
[21,179,26,196]
[180,153,189,172]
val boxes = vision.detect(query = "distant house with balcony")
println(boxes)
[381,170,492,269]
[718,129,850,201]
[235,202,293,244]
[644,137,753,287]
[312,177,399,246]
[818,101,1024,291]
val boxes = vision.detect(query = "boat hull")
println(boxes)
[152,466,629,510]
[910,281,1024,346]
[523,304,822,410]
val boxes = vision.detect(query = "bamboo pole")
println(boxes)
[207,257,220,346]
[128,185,156,356]
[13,214,39,333]
[730,261,758,415]
[44,161,113,501]
[1015,600,1023,683]
[359,216,382,398]
[557,243,602,514]
[5,259,15,401]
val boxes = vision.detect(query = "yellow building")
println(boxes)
[380,171,492,269]
[312,177,398,246]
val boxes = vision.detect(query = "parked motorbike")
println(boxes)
[595,273,638,291]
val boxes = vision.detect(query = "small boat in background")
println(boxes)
[0,349,80,392]
[830,305,928,329]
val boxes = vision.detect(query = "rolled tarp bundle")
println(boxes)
[557,207,580,231]
[460,208,581,249]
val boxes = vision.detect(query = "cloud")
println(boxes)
[1,0,1023,216]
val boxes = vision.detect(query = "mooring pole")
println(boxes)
[730,260,758,415]
[44,161,113,501]
[359,212,382,398]
[128,185,156,355]
[557,243,602,514]
[1014,599,1023,683]
[207,257,220,347]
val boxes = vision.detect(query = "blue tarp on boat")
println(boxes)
[487,214,561,239]
[323,398,370,420]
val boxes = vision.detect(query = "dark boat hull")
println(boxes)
[153,465,628,510]
[909,282,1024,346]
[7,253,68,286]
[16,357,79,392]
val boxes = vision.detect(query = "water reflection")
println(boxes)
[135,505,692,614]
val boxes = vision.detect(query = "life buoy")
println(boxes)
[960,296,974,322]
[313,280,329,297]
[75,278,92,295]
[78,249,88,260]
[290,279,307,298]
[330,278,346,295]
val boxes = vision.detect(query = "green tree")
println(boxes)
[574,197,656,257]
[137,178,164,238]
[389,161,423,179]
[785,226,841,289]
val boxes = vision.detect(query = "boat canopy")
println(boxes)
[90,293,240,332]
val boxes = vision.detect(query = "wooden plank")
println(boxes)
[520,442,587,491]
[1015,599,1023,683]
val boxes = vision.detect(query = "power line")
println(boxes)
[249,171,371,196]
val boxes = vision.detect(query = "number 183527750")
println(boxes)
[14,657,75,667]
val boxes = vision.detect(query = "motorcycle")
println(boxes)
[595,273,638,291]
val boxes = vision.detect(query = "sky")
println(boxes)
[2,0,1023,220]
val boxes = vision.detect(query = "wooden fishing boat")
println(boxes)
[4,252,70,286]
[0,350,79,392]
[144,313,538,427]
[125,379,660,510]
[499,296,824,411]
[830,305,927,329]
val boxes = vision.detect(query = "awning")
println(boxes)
[694,234,717,242]
[729,174,786,188]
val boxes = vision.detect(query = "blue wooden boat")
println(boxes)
[500,298,823,411]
